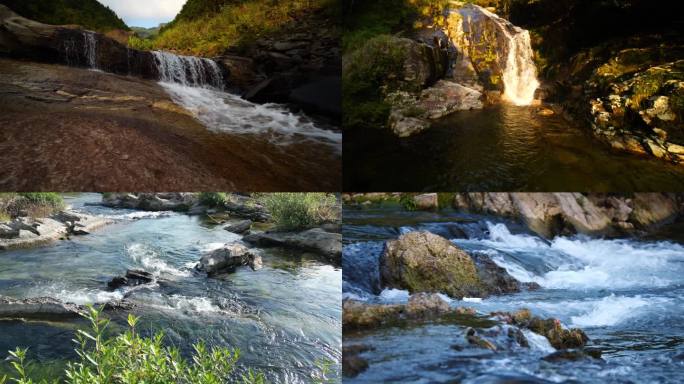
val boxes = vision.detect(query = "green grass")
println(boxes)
[0,306,265,384]
[258,193,338,231]
[0,0,128,32]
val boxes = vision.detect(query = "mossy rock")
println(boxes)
[380,231,485,298]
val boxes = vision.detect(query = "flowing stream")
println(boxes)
[61,32,341,151]
[0,194,341,382]
[342,206,684,383]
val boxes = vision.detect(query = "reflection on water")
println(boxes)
[343,206,684,383]
[344,105,684,191]
[0,194,341,383]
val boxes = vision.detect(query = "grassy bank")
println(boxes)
[257,193,339,231]
[129,0,339,56]
[0,193,65,221]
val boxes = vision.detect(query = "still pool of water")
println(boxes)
[0,194,341,382]
[342,206,684,383]
[344,105,684,191]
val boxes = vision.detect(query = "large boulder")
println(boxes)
[197,243,262,276]
[243,228,341,265]
[380,231,485,299]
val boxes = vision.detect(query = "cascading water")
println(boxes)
[152,50,224,89]
[499,27,539,105]
[452,5,540,106]
[478,7,539,106]
[153,50,342,150]
[84,31,97,69]
[342,207,684,383]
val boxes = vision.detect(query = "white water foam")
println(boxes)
[379,288,410,303]
[462,222,684,290]
[159,82,342,150]
[29,284,123,305]
[522,329,556,353]
[102,211,178,220]
[125,243,191,277]
[569,294,651,328]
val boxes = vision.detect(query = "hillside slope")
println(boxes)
[0,0,127,31]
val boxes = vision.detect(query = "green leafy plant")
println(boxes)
[258,193,338,231]
[0,193,65,219]
[3,306,265,384]
[198,192,228,208]
[399,194,417,211]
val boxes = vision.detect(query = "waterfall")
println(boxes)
[152,51,224,89]
[84,31,97,69]
[500,27,539,106]
[477,6,539,106]
[451,5,540,106]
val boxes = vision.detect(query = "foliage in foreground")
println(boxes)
[0,306,265,384]
[258,193,338,231]
[0,193,65,221]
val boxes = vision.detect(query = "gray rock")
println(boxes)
[243,228,341,264]
[197,243,262,276]
[224,219,252,234]
[0,295,84,320]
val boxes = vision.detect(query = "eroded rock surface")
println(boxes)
[196,243,262,276]
[243,228,341,265]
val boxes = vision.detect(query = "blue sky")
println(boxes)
[97,0,186,28]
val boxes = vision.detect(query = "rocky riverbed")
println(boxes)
[0,193,342,382]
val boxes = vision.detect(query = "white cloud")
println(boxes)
[98,0,186,27]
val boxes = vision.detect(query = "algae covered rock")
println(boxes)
[380,231,485,299]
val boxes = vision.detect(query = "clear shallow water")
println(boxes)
[0,194,341,382]
[343,206,684,383]
[343,104,684,191]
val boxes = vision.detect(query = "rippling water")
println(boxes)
[344,105,684,191]
[343,206,684,383]
[0,194,341,382]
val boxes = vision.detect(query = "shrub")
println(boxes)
[258,193,338,230]
[399,194,417,211]
[1,306,265,384]
[198,192,228,208]
[0,193,65,219]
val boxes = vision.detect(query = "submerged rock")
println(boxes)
[542,349,601,362]
[495,309,589,350]
[243,228,341,265]
[342,344,373,378]
[0,295,84,320]
[197,243,262,276]
[380,231,484,299]
[343,294,476,332]
[107,269,154,290]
